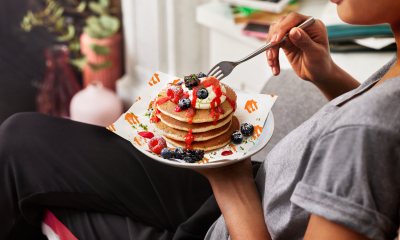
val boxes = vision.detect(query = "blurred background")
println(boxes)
[0,0,396,126]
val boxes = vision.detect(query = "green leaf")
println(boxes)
[55,17,64,30]
[83,25,102,38]
[88,60,112,71]
[56,24,75,42]
[88,2,105,15]
[98,15,120,36]
[99,0,110,7]
[86,16,99,26]
[76,1,87,12]
[69,38,81,52]
[55,7,64,18]
[69,56,87,71]
[89,44,110,55]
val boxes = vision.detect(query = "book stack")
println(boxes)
[231,1,299,24]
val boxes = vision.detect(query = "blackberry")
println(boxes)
[160,148,174,159]
[196,88,208,99]
[231,130,243,144]
[195,150,205,159]
[187,149,195,155]
[183,155,196,163]
[176,80,184,85]
[184,74,199,90]
[178,98,191,110]
[197,72,207,78]
[174,147,186,159]
[240,123,254,137]
[188,153,198,162]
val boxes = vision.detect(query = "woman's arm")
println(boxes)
[197,159,372,240]
[266,13,360,101]
[196,158,271,240]
[304,214,371,240]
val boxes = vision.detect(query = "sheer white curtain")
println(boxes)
[118,0,210,106]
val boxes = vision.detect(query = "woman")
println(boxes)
[0,0,399,239]
[202,0,400,239]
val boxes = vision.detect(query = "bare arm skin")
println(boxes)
[196,159,372,240]
[195,159,271,240]
[266,12,360,101]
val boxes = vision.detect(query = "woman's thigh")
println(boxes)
[0,113,213,233]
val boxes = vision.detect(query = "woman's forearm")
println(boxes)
[209,175,271,240]
[313,62,360,101]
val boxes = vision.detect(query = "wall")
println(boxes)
[118,0,210,107]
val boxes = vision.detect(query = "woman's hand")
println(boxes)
[266,12,360,101]
[194,157,253,185]
[267,13,332,83]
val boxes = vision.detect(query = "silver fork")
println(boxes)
[207,17,315,81]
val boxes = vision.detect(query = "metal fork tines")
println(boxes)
[207,17,315,81]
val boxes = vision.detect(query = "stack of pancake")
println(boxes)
[153,83,239,151]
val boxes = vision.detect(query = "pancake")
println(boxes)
[154,118,232,142]
[156,83,237,123]
[165,116,240,151]
[158,112,233,133]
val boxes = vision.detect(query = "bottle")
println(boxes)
[37,45,81,118]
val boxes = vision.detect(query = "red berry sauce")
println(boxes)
[138,131,154,139]
[221,150,233,156]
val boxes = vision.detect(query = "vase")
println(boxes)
[80,32,123,92]
[37,45,81,118]
[70,81,123,127]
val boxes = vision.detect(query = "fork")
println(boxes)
[207,17,315,81]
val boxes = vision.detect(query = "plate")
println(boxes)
[131,111,274,169]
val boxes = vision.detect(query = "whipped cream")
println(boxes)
[182,78,227,109]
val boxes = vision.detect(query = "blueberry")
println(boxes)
[231,130,243,144]
[183,155,196,163]
[240,123,254,137]
[178,98,191,110]
[196,88,208,99]
[176,80,184,85]
[197,72,207,78]
[160,148,174,159]
[174,147,186,159]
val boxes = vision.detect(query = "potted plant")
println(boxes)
[21,0,123,91]
[80,0,122,91]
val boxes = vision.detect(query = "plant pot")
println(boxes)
[80,32,123,91]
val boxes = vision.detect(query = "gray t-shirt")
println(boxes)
[205,56,400,240]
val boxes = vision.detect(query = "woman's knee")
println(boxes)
[0,112,49,150]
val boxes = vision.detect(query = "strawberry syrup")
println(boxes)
[221,150,233,156]
[184,129,194,150]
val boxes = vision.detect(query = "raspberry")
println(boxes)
[148,136,167,154]
[167,85,183,104]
